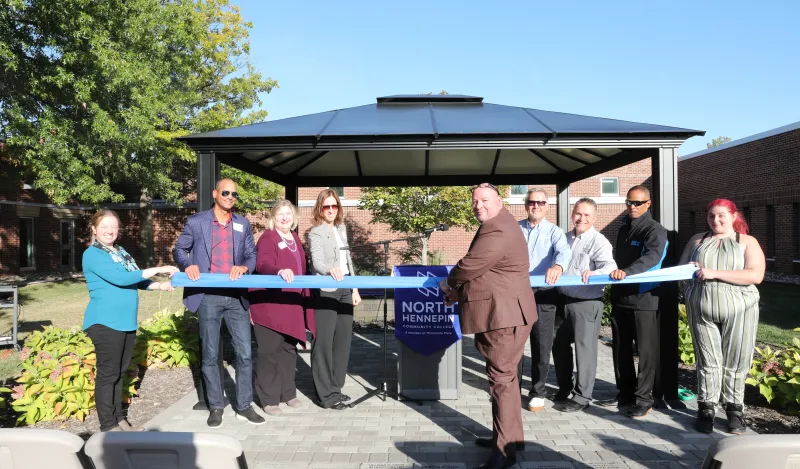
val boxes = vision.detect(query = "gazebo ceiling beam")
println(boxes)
[528,149,565,174]
[547,149,589,167]
[563,148,656,184]
[283,174,568,188]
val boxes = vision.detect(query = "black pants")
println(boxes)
[526,288,559,397]
[86,324,137,432]
[311,288,354,408]
[611,306,660,408]
[253,324,299,406]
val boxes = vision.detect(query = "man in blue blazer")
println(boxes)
[173,178,264,428]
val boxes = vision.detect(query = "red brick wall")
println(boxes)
[678,128,800,273]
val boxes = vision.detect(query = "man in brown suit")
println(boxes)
[440,183,537,469]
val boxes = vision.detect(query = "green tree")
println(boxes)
[707,136,732,148]
[359,185,508,265]
[0,0,280,264]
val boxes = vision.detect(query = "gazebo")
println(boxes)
[177,94,704,403]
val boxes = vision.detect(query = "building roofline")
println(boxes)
[679,120,800,161]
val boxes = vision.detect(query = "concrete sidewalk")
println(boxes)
[145,332,724,469]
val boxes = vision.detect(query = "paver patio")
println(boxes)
[145,331,726,469]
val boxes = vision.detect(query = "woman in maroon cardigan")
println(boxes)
[249,200,316,416]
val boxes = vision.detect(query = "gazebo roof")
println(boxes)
[178,95,704,186]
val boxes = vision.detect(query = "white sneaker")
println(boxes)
[528,397,545,412]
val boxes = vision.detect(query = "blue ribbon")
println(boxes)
[171,264,696,289]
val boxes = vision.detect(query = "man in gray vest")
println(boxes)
[552,198,617,413]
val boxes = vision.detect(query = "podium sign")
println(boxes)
[393,265,462,356]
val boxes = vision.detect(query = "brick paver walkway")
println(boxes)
[145,332,726,469]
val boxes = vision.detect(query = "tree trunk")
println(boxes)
[138,188,155,268]
[421,236,429,266]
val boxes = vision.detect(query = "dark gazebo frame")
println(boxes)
[178,94,704,403]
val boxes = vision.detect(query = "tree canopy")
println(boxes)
[707,136,732,148]
[0,0,280,208]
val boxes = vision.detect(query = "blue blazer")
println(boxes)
[172,209,257,312]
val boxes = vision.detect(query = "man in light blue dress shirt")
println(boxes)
[518,188,571,412]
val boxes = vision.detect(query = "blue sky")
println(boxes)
[238,0,799,156]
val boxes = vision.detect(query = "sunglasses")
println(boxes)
[470,183,500,194]
[526,200,547,207]
[322,204,339,211]
[220,190,239,199]
[625,199,650,207]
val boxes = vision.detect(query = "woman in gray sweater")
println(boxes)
[307,189,361,409]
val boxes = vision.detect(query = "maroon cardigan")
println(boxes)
[248,229,316,346]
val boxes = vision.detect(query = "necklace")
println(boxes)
[279,232,297,252]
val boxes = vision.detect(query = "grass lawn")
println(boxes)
[0,279,185,341]
[756,282,800,346]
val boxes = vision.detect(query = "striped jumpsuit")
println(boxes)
[685,232,759,406]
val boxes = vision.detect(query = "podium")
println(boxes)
[394,265,462,400]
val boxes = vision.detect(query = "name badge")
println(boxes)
[278,241,287,250]
[233,222,243,232]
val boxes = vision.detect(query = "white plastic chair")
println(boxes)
[702,434,800,468]
[0,428,88,469]
[84,431,246,469]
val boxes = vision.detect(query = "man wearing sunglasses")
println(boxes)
[173,178,264,428]
[518,188,571,413]
[597,185,668,419]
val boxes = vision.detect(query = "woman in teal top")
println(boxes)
[82,209,178,432]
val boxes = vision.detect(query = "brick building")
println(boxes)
[0,160,653,275]
[678,121,800,274]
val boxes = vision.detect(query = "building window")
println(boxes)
[60,220,75,271]
[329,187,344,198]
[794,203,800,260]
[510,185,528,196]
[766,205,775,259]
[600,177,619,196]
[19,217,35,270]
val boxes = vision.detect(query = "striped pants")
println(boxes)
[685,282,759,406]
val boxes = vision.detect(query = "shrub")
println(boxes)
[8,327,138,425]
[746,338,800,416]
[132,310,199,369]
[677,304,695,365]
[601,286,612,326]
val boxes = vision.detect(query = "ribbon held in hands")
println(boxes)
[171,264,697,290]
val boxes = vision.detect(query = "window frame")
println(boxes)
[600,177,619,196]
[19,217,35,271]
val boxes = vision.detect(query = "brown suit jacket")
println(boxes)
[447,207,537,335]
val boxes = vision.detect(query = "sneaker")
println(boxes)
[695,402,715,433]
[725,403,747,434]
[117,419,144,432]
[236,405,266,425]
[263,405,281,416]
[207,409,223,428]
[284,398,303,408]
[527,397,546,412]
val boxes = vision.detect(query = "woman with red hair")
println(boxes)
[679,199,765,434]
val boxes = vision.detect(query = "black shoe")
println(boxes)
[558,399,589,413]
[207,409,223,428]
[474,438,525,451]
[329,401,350,410]
[549,391,571,403]
[725,403,747,434]
[235,405,266,425]
[695,402,715,433]
[340,394,351,402]
[476,450,517,469]
[626,404,652,418]
[596,395,635,407]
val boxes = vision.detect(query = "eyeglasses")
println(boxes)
[470,183,500,194]
[322,204,339,212]
[526,200,547,207]
[625,199,650,207]
[220,190,239,200]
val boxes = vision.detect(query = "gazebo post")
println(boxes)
[556,182,571,232]
[197,151,220,212]
[284,182,298,207]
[651,147,682,405]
